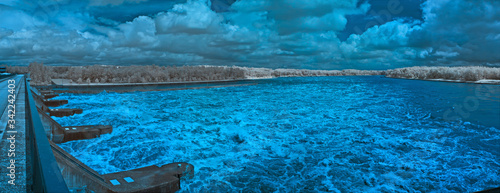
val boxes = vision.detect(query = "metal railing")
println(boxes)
[25,75,70,192]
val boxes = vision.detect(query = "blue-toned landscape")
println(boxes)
[53,76,500,192]
[2,0,500,192]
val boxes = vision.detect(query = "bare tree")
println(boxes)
[385,66,500,81]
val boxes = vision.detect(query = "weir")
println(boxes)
[36,79,258,93]
[0,75,194,192]
[31,88,111,143]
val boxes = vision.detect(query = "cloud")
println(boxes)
[418,0,500,65]
[339,0,500,67]
[0,0,369,68]
[210,0,236,12]
[351,20,421,50]
[111,16,158,47]
[230,0,370,35]
[0,0,498,69]
[0,28,13,39]
[0,5,45,30]
[155,0,223,34]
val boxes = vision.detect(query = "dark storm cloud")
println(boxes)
[0,0,498,69]
[341,0,500,67]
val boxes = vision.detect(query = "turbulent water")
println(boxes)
[52,76,500,192]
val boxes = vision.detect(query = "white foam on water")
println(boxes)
[52,76,500,192]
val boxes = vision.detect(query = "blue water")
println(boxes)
[52,76,500,192]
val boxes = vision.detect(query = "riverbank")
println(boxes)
[7,63,500,86]
[50,78,248,87]
[42,74,500,93]
[426,78,500,84]
[36,79,257,93]
[384,76,500,85]
[385,66,500,84]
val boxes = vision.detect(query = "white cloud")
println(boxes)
[343,20,421,50]
[155,0,223,34]
[337,0,500,67]
[0,0,498,69]
[112,16,158,47]
[0,0,367,67]
[419,0,500,65]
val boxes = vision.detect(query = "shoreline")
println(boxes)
[384,76,500,85]
[31,74,500,95]
[48,78,247,87]
[35,79,258,94]
[11,64,500,86]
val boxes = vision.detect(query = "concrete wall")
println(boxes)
[50,140,114,192]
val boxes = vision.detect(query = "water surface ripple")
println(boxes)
[53,76,500,192]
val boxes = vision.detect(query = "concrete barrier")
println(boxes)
[49,108,83,117]
[33,87,195,192]
[36,106,113,143]
[50,140,114,192]
[61,125,113,142]
[103,163,194,193]
[50,140,194,193]
[43,99,68,107]
[42,93,59,99]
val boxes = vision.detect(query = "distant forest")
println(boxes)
[7,62,246,85]
[240,67,383,78]
[5,62,384,85]
[5,63,500,85]
[385,66,500,81]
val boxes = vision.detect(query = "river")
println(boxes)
[52,76,500,192]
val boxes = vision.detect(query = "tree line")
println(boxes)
[385,66,500,81]
[7,62,246,85]
[5,63,500,85]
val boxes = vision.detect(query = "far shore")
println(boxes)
[36,79,257,94]
[6,63,500,86]
[384,76,500,85]
[423,78,500,85]
[48,78,246,87]
[44,75,500,90]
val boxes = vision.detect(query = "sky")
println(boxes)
[0,0,498,70]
